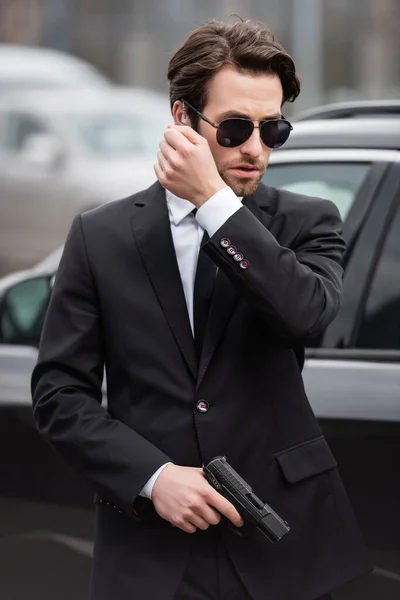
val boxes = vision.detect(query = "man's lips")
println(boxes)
[229,165,262,177]
[232,165,260,170]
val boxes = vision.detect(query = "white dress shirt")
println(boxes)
[139,186,242,499]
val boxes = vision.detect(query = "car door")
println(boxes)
[310,174,399,599]
[265,153,400,599]
[0,274,95,600]
[315,176,400,600]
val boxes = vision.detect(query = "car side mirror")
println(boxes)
[19,133,64,170]
[0,276,53,346]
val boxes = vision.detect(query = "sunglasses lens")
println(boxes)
[217,119,254,148]
[261,120,291,149]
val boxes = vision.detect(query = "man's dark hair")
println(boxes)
[167,19,301,128]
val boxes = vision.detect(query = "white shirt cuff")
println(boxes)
[139,462,173,499]
[195,187,242,238]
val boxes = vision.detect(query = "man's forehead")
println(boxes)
[205,67,283,116]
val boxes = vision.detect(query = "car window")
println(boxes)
[66,111,169,156]
[2,112,50,152]
[355,198,400,350]
[263,163,371,220]
[0,277,51,343]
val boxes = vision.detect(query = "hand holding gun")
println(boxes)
[203,455,290,543]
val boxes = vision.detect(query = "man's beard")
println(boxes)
[218,161,266,197]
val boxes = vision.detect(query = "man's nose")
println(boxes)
[240,127,263,158]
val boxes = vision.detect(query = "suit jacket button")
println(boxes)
[220,238,231,248]
[239,260,249,269]
[233,252,243,262]
[196,400,209,413]
[227,246,237,256]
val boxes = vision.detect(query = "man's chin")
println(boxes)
[222,174,264,197]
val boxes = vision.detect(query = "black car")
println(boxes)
[0,107,399,599]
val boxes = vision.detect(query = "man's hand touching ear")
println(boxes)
[154,125,227,208]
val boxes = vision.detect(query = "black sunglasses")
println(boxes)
[181,99,292,149]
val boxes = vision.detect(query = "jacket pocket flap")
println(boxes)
[274,436,337,484]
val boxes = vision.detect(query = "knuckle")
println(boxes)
[169,157,180,170]
[212,512,221,525]
[199,487,210,501]
[175,517,186,529]
[181,144,193,159]
[203,483,215,498]
[187,494,201,509]
[183,507,195,520]
[180,520,196,534]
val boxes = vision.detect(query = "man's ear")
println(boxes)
[172,100,190,126]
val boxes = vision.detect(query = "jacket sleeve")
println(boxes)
[31,215,171,516]
[204,196,346,340]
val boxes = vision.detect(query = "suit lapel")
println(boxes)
[130,182,198,379]
[197,184,277,387]
[196,268,238,387]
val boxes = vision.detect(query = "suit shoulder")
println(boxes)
[79,182,160,228]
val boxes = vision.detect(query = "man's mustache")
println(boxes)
[224,160,266,171]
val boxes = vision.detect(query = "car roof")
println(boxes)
[0,44,110,87]
[0,87,171,116]
[280,118,400,151]
[294,99,400,121]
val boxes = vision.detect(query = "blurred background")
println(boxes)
[1,4,400,600]
[1,0,399,110]
[0,0,399,276]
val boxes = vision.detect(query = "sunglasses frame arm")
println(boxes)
[180,98,219,129]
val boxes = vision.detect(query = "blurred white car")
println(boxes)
[0,88,172,274]
[0,44,110,90]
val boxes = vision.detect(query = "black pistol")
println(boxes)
[203,455,290,544]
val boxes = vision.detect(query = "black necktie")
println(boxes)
[193,229,216,359]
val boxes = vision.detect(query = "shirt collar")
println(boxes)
[165,190,196,226]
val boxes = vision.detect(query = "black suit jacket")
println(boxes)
[31,182,371,600]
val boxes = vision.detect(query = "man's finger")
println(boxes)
[159,139,175,157]
[154,162,163,182]
[200,505,222,526]
[190,515,210,531]
[164,126,200,151]
[173,125,204,144]
[208,489,244,527]
[157,151,168,172]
